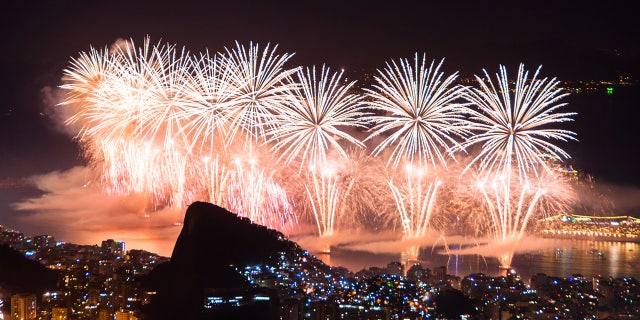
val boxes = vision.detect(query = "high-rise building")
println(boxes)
[51,307,70,320]
[98,309,113,320]
[432,265,447,283]
[10,293,37,320]
[101,239,125,259]
[115,310,139,320]
[32,235,56,249]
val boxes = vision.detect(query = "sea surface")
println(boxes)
[317,239,640,282]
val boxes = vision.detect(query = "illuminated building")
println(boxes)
[202,287,279,320]
[31,235,56,249]
[97,309,113,320]
[101,239,125,259]
[10,294,36,320]
[115,310,139,320]
[432,266,447,283]
[51,307,69,320]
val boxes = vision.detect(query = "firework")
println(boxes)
[268,65,368,169]
[470,167,575,267]
[365,54,470,169]
[217,41,299,147]
[461,64,577,268]
[227,156,296,231]
[268,65,369,242]
[58,37,585,266]
[365,54,469,260]
[461,64,577,181]
[178,51,235,154]
[60,38,298,230]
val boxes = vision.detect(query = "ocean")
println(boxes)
[319,239,640,282]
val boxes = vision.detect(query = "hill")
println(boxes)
[144,202,305,319]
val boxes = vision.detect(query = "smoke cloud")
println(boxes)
[12,166,181,256]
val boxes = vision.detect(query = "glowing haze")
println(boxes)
[21,37,580,266]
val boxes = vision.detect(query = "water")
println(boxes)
[319,239,640,282]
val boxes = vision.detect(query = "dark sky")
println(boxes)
[3,1,639,77]
[0,0,638,247]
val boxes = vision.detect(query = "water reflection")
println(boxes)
[319,239,640,281]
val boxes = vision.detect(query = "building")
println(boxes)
[101,239,125,259]
[97,309,113,320]
[51,307,70,320]
[10,294,36,320]
[115,310,139,320]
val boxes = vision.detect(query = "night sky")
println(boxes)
[1,0,638,254]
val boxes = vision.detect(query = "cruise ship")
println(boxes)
[535,214,640,242]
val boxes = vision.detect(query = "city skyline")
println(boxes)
[1,203,639,319]
[1,0,639,256]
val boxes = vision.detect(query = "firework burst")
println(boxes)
[58,37,586,267]
[365,54,470,169]
[268,65,368,169]
[461,64,577,181]
[60,38,298,230]
[218,41,299,146]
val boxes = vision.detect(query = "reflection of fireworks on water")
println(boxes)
[461,64,576,268]
[365,54,469,259]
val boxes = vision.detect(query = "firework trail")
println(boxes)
[365,54,469,259]
[461,64,577,268]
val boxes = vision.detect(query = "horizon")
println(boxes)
[3,202,640,282]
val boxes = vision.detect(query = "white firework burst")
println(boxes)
[461,63,577,181]
[217,41,299,146]
[365,54,470,169]
[268,65,369,169]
